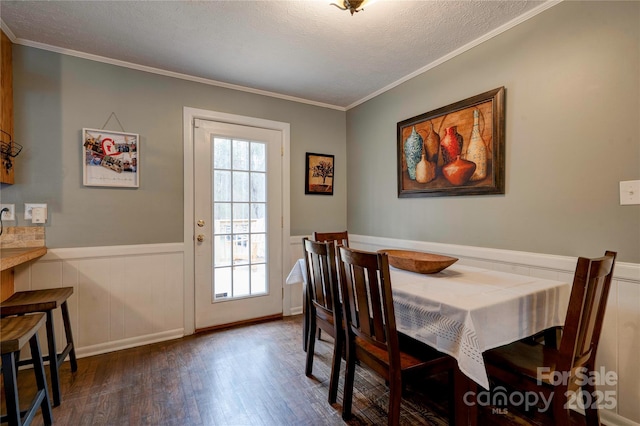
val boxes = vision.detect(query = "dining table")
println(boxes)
[286,256,572,425]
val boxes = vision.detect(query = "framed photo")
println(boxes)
[83,128,139,188]
[397,87,505,197]
[305,152,334,195]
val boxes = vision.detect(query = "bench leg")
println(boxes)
[45,310,62,407]
[2,352,21,426]
[29,334,53,426]
[61,301,78,372]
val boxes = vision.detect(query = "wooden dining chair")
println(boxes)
[302,238,344,404]
[313,230,349,248]
[482,250,617,426]
[336,246,454,425]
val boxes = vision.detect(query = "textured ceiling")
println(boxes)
[0,0,549,109]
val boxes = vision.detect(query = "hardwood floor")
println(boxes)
[2,315,580,425]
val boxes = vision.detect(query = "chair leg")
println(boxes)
[448,369,456,426]
[302,286,309,352]
[2,352,21,426]
[61,301,78,372]
[388,377,402,426]
[305,317,317,377]
[342,349,356,420]
[582,382,601,426]
[29,334,53,426]
[552,391,572,426]
[328,332,343,404]
[45,310,62,407]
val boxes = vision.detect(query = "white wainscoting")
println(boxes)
[13,243,185,359]
[286,235,640,426]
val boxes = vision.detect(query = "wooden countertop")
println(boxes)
[0,247,47,271]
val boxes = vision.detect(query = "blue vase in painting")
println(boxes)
[404,126,423,180]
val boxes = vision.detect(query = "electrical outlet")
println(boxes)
[25,203,47,220]
[0,204,16,221]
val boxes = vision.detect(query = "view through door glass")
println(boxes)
[212,137,267,300]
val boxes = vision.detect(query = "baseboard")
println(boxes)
[75,329,185,359]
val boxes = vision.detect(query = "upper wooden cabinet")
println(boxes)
[1,29,14,184]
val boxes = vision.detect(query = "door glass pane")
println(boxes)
[214,236,232,266]
[251,233,266,263]
[233,171,249,202]
[213,138,231,169]
[251,204,265,233]
[214,170,231,202]
[212,139,268,300]
[213,203,231,234]
[251,142,266,172]
[251,172,265,202]
[251,264,266,294]
[232,140,249,170]
[233,266,251,297]
[233,234,249,265]
[214,267,232,300]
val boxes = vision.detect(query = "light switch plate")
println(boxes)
[620,180,640,205]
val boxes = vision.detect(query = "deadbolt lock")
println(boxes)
[197,220,205,227]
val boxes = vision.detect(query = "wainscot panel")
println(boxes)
[13,243,185,358]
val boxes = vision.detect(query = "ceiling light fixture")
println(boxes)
[330,0,369,15]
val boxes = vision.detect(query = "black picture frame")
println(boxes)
[397,87,505,197]
[305,152,334,195]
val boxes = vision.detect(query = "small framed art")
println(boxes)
[83,128,139,188]
[305,152,334,195]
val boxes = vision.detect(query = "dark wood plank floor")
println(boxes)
[2,315,575,425]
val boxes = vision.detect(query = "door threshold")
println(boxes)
[195,313,283,333]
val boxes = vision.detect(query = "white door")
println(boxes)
[194,119,283,330]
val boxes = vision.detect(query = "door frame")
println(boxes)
[183,107,291,335]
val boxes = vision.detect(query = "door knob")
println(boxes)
[197,234,205,242]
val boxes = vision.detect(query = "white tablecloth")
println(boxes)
[286,259,307,287]
[390,264,570,389]
[285,260,570,390]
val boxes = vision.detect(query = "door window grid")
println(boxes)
[212,138,267,301]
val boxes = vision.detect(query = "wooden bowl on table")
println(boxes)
[378,249,458,274]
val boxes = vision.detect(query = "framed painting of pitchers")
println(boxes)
[397,87,505,197]
[83,128,139,188]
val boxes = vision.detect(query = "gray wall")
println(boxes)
[2,47,347,247]
[346,1,640,263]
